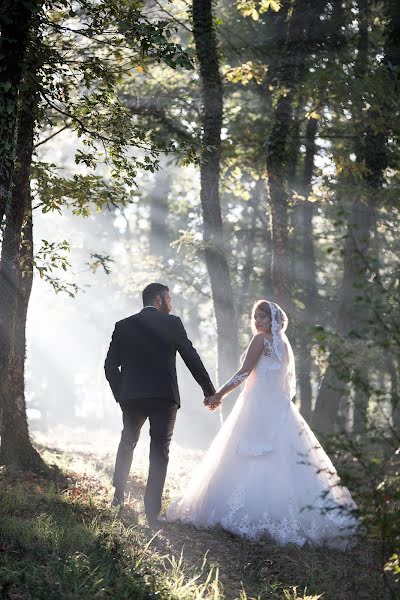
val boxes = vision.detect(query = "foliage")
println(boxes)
[32,162,137,216]
[32,0,197,183]
[236,0,281,21]
[317,431,399,590]
[29,239,115,296]
[0,0,200,293]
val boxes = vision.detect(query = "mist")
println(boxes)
[26,131,225,465]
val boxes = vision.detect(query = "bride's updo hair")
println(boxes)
[251,299,271,334]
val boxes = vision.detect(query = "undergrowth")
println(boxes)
[0,446,393,600]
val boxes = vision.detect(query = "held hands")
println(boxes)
[204,392,223,411]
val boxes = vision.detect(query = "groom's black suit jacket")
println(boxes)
[104,307,215,406]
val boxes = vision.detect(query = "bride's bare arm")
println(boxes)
[208,334,265,406]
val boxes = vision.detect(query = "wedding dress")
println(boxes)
[167,302,360,550]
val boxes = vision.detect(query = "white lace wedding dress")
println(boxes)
[167,313,360,550]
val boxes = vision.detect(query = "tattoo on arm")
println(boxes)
[225,371,250,387]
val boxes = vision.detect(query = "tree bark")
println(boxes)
[192,0,238,386]
[1,210,44,469]
[0,156,28,433]
[313,0,392,433]
[255,186,273,298]
[239,180,263,306]
[387,357,400,435]
[312,194,377,433]
[352,372,369,435]
[265,0,324,310]
[0,78,45,470]
[384,0,400,70]
[0,1,40,224]
[265,88,294,309]
[287,101,303,290]
[149,170,171,256]
[264,0,326,416]
[383,0,400,436]
[297,117,318,421]
[351,0,400,438]
[0,0,40,431]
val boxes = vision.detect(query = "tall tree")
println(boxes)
[0,0,41,224]
[313,0,372,432]
[265,0,299,309]
[313,0,398,433]
[296,116,318,421]
[192,0,238,386]
[0,77,44,469]
[265,0,327,310]
[0,0,42,435]
[149,169,172,256]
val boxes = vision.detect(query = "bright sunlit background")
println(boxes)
[27,131,222,461]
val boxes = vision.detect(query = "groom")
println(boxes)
[104,282,216,525]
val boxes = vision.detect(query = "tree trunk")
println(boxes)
[313,195,385,435]
[0,158,28,434]
[0,0,39,431]
[0,80,45,470]
[257,186,273,298]
[297,117,318,421]
[265,89,294,309]
[387,357,400,435]
[1,210,44,469]
[312,195,376,432]
[192,0,238,386]
[239,180,263,306]
[265,0,322,310]
[287,101,303,292]
[312,0,385,433]
[384,0,400,71]
[352,372,369,435]
[0,1,39,224]
[149,170,171,256]
[383,0,400,436]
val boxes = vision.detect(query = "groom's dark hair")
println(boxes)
[142,283,169,306]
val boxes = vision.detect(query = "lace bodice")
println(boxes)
[227,337,287,390]
[261,336,282,368]
[249,337,284,383]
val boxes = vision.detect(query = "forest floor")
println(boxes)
[0,429,393,600]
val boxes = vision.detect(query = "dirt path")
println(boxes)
[122,473,387,600]
[35,431,389,600]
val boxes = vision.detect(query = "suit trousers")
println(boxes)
[113,398,178,516]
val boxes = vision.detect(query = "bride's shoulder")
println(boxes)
[242,333,266,363]
[252,333,272,343]
[250,333,268,347]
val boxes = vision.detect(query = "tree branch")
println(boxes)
[34,123,71,149]
[123,97,196,142]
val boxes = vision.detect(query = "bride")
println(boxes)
[167,300,360,549]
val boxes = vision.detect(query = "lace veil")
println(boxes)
[268,301,296,400]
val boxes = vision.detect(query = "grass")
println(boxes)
[0,444,394,600]
[1,476,151,599]
[0,457,226,600]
